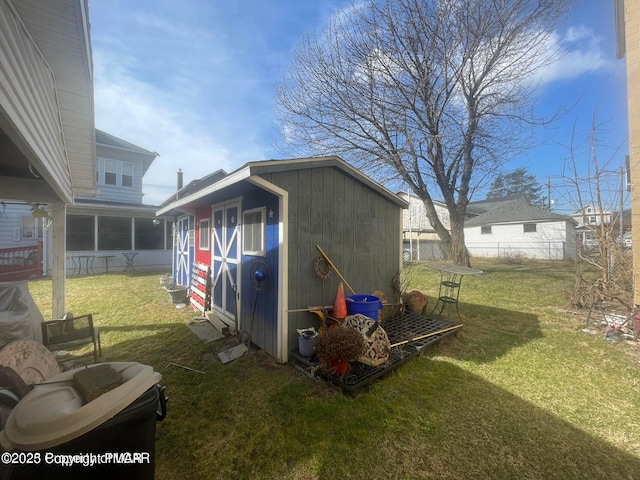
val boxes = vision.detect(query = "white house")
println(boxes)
[396,191,449,261]
[571,204,614,228]
[64,130,173,275]
[570,204,631,248]
[1,130,174,277]
[464,198,577,260]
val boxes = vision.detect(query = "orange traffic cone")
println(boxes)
[333,281,347,319]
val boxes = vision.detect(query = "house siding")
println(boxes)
[0,0,71,201]
[0,204,44,248]
[399,192,450,240]
[93,156,144,204]
[11,0,95,200]
[622,0,640,304]
[465,221,575,260]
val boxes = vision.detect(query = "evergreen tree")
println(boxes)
[487,168,542,204]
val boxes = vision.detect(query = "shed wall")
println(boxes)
[260,166,403,353]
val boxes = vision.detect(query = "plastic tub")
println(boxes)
[345,294,383,321]
[298,334,317,357]
[0,362,166,480]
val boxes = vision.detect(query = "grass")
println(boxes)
[26,259,640,480]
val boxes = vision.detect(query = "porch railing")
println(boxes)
[0,242,43,281]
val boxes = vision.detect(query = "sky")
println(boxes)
[89,0,629,212]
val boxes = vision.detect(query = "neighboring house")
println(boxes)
[396,191,449,261]
[397,191,450,239]
[1,130,173,277]
[464,197,577,260]
[63,130,173,275]
[0,0,95,317]
[571,204,614,227]
[157,156,408,363]
[570,205,631,248]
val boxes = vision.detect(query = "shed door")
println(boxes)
[211,201,241,324]
[176,217,191,286]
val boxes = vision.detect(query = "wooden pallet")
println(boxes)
[190,262,211,312]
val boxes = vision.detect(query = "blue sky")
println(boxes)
[90,1,628,212]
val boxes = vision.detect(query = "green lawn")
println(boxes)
[27,259,640,480]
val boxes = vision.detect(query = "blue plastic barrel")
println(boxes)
[345,294,383,320]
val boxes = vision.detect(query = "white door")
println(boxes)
[211,201,241,323]
[176,217,191,286]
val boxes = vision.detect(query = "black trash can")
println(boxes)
[0,362,167,480]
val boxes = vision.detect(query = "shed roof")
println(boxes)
[157,156,408,215]
[464,198,571,227]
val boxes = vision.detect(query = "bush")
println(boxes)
[498,249,528,265]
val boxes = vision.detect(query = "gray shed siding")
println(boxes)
[260,165,403,353]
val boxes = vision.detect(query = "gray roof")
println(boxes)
[158,169,229,208]
[157,156,409,216]
[466,195,527,215]
[95,129,157,157]
[464,198,571,227]
[95,129,158,176]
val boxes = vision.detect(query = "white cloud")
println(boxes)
[535,26,614,86]
[93,49,237,206]
[563,25,596,43]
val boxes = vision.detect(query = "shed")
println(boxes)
[157,157,408,362]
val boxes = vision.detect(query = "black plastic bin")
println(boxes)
[2,384,167,480]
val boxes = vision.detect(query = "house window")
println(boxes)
[589,216,596,224]
[21,217,43,238]
[67,215,95,251]
[243,208,265,256]
[98,216,131,250]
[134,217,164,250]
[122,162,133,187]
[481,226,492,235]
[523,223,537,233]
[104,159,117,185]
[199,219,210,250]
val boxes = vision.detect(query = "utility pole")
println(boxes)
[547,178,552,210]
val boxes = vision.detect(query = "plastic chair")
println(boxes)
[41,313,101,366]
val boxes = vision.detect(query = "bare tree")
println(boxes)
[277,0,570,265]
[561,111,632,311]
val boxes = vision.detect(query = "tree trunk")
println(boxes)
[448,213,470,267]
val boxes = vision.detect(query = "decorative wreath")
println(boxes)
[313,256,332,280]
